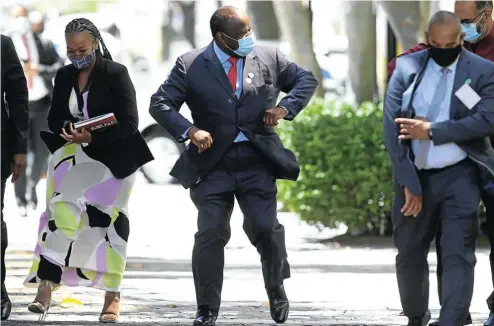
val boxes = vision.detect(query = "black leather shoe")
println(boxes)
[429,318,440,326]
[429,313,472,326]
[266,284,289,324]
[408,310,431,326]
[193,308,217,326]
[485,312,494,326]
[1,284,12,321]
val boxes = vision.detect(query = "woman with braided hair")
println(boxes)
[23,18,153,323]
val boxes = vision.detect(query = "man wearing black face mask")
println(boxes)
[384,10,494,326]
[388,2,494,326]
[150,6,318,326]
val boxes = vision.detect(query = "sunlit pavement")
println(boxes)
[1,174,492,325]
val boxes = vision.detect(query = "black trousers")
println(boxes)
[393,160,479,326]
[436,184,494,312]
[190,142,290,313]
[1,178,7,285]
[14,98,50,204]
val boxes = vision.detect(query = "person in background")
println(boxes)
[387,1,494,325]
[23,18,153,323]
[150,6,318,325]
[9,5,63,216]
[0,34,29,321]
[29,10,46,34]
[385,10,494,326]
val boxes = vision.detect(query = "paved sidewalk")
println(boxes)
[2,179,493,325]
[3,250,493,326]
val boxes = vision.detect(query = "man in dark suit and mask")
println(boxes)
[150,6,318,325]
[385,10,494,326]
[387,2,494,325]
[1,34,29,321]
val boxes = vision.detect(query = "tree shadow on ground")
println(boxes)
[5,255,419,275]
[310,235,491,251]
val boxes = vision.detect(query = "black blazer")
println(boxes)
[42,55,153,179]
[1,34,29,179]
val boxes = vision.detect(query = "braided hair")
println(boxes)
[65,18,113,61]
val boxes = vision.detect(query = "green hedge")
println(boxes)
[277,100,393,233]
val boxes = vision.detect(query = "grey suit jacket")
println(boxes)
[384,48,494,196]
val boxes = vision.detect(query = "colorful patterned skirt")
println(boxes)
[24,143,135,292]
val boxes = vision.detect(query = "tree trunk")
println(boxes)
[272,0,324,98]
[161,2,174,61]
[419,0,434,41]
[378,0,422,50]
[421,1,441,40]
[246,1,281,40]
[429,1,441,18]
[179,1,196,48]
[343,0,378,104]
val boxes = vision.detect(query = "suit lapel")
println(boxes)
[403,51,428,115]
[450,49,470,119]
[85,56,103,116]
[203,43,235,98]
[239,52,259,103]
[33,33,46,63]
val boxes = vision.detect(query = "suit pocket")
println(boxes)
[250,132,300,181]
[260,84,276,103]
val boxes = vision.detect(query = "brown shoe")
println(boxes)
[28,280,54,321]
[99,291,120,323]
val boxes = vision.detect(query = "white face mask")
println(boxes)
[12,17,31,34]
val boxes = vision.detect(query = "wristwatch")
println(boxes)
[279,106,289,116]
[427,129,433,140]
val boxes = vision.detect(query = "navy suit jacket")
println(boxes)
[384,48,494,196]
[150,42,318,188]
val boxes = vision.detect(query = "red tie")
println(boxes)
[21,35,33,89]
[227,57,238,91]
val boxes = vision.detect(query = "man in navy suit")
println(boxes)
[384,11,494,326]
[150,6,318,326]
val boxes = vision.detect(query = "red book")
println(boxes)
[73,113,117,132]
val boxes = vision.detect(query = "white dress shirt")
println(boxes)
[11,31,49,102]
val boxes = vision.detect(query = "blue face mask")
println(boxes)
[222,32,255,57]
[69,50,96,70]
[461,13,485,43]
[462,23,482,42]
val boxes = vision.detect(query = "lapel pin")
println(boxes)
[248,72,254,78]
[465,78,471,85]
[245,77,252,83]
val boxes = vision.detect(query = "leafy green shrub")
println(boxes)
[277,99,393,233]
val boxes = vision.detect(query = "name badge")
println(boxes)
[455,83,481,110]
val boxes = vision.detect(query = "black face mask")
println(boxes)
[428,44,462,67]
